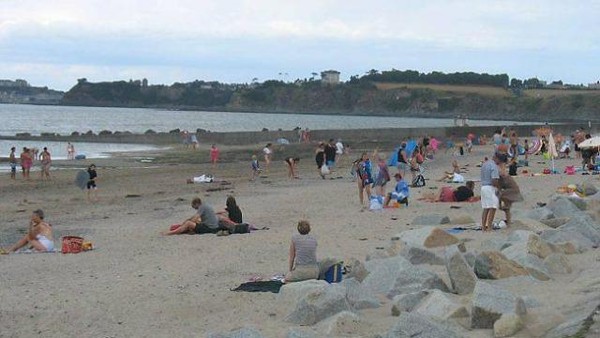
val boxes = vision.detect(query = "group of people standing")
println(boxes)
[8,146,52,181]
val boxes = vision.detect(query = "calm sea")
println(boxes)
[0,103,524,136]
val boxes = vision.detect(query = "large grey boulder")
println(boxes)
[284,283,352,325]
[506,230,536,243]
[511,218,552,233]
[540,229,594,252]
[413,290,469,321]
[544,253,573,274]
[285,328,317,338]
[385,312,463,338]
[558,215,600,246]
[493,313,524,337]
[207,328,264,338]
[411,214,450,226]
[501,245,551,281]
[391,290,432,314]
[470,281,526,329]
[548,196,584,218]
[520,206,554,222]
[481,237,511,252]
[445,247,477,295]
[278,280,330,305]
[400,245,445,265]
[316,311,362,336]
[340,278,380,310]
[545,313,592,338]
[540,217,570,229]
[363,256,449,299]
[395,226,459,248]
[474,251,529,279]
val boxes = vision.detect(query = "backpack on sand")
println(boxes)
[412,174,426,188]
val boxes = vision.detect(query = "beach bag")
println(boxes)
[412,174,426,188]
[320,164,330,175]
[62,236,84,254]
[369,195,383,211]
[565,165,575,175]
[323,263,343,283]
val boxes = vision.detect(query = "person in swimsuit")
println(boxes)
[285,157,300,179]
[40,147,51,181]
[67,142,75,160]
[263,143,273,173]
[20,147,32,180]
[250,155,261,181]
[355,152,373,207]
[87,164,99,202]
[7,209,54,253]
[210,144,220,168]
[372,150,390,196]
[9,146,17,179]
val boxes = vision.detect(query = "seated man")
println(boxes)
[384,173,410,207]
[8,209,54,252]
[162,198,224,235]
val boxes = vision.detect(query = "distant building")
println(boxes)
[588,81,600,89]
[321,70,340,85]
[0,79,30,87]
[142,78,148,87]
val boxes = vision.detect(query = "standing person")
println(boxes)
[285,157,300,179]
[40,147,51,180]
[523,139,530,160]
[315,142,326,179]
[250,155,261,181]
[285,220,318,283]
[397,142,409,176]
[9,147,17,179]
[355,152,373,207]
[210,144,220,169]
[190,134,199,149]
[20,147,32,180]
[67,142,75,160]
[335,139,344,164]
[6,209,54,253]
[263,143,273,173]
[87,164,99,202]
[372,151,390,196]
[480,154,501,232]
[498,163,523,226]
[303,128,311,143]
[324,139,337,170]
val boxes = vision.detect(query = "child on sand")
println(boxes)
[210,144,220,168]
[383,173,409,207]
[250,155,261,181]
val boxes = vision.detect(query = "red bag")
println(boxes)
[62,236,84,254]
[543,168,551,175]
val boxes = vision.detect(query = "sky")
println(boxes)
[0,0,598,91]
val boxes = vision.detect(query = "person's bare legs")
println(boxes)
[484,208,497,231]
[357,180,365,205]
[162,220,196,235]
[9,234,30,252]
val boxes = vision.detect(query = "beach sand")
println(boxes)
[1,139,599,337]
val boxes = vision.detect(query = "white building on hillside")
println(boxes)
[321,70,340,85]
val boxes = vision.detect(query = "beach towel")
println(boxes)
[231,280,283,293]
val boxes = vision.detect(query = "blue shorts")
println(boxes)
[10,163,16,173]
[326,160,335,168]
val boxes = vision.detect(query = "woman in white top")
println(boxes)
[263,143,273,173]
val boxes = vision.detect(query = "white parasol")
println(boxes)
[578,136,600,149]
[548,133,559,174]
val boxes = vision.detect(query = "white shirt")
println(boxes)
[335,142,344,154]
[263,147,272,155]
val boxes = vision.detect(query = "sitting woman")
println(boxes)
[419,181,476,202]
[285,220,318,283]
[216,196,243,225]
[7,209,54,253]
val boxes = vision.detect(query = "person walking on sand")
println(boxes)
[250,155,261,181]
[20,147,32,180]
[480,153,502,232]
[87,164,99,202]
[40,147,51,181]
[9,146,17,179]
[6,209,54,253]
[285,220,319,283]
[355,152,374,207]
[67,142,75,160]
[324,139,337,170]
[335,139,344,164]
[315,142,326,179]
[210,144,220,169]
[263,143,273,173]
[372,150,390,196]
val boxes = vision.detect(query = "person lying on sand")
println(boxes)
[6,209,54,253]
[419,181,476,203]
[162,198,226,235]
[437,159,461,182]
